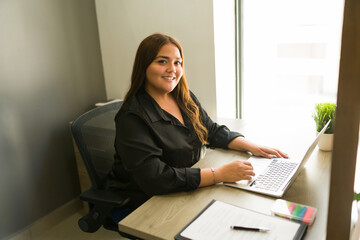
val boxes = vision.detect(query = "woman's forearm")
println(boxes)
[227,136,252,152]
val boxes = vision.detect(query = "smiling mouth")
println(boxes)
[162,76,176,80]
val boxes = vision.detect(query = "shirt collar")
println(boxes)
[136,88,172,123]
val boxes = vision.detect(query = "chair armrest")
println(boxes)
[80,189,130,207]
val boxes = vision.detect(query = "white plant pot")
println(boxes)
[317,133,334,151]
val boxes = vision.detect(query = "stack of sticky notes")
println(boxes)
[271,199,317,225]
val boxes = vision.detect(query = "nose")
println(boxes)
[166,63,176,73]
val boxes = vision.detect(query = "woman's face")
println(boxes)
[145,43,183,97]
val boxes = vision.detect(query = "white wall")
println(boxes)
[95,0,217,116]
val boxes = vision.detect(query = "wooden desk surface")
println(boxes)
[118,118,332,240]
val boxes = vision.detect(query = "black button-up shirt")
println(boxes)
[109,88,243,209]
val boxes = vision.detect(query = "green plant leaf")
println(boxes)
[312,102,336,133]
[355,192,360,201]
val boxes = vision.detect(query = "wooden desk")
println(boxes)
[118,118,331,240]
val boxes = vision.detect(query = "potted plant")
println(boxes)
[312,102,336,151]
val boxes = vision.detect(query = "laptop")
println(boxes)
[224,120,331,197]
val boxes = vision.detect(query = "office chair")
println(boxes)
[71,100,133,236]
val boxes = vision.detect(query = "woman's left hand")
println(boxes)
[248,144,288,159]
[228,137,289,159]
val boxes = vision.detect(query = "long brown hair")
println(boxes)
[125,33,208,144]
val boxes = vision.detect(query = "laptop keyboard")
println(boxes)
[250,159,298,192]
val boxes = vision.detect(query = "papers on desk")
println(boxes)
[175,200,307,240]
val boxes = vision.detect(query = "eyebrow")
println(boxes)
[155,56,182,60]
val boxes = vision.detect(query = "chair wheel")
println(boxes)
[78,210,102,233]
[78,217,90,232]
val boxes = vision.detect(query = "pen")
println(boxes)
[230,226,270,232]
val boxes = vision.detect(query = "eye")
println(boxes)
[175,61,182,65]
[157,60,167,64]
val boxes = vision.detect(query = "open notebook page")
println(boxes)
[179,200,304,240]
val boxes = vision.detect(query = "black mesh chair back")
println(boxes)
[72,101,122,189]
[71,101,131,234]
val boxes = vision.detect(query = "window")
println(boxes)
[241,0,344,121]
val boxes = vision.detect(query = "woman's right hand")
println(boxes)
[216,160,255,183]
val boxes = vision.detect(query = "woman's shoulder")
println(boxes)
[189,90,197,100]
[116,95,143,120]
[189,90,201,106]
[115,91,151,124]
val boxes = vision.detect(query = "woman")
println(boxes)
[109,33,288,211]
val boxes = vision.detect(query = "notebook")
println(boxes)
[224,120,331,197]
[175,199,308,240]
